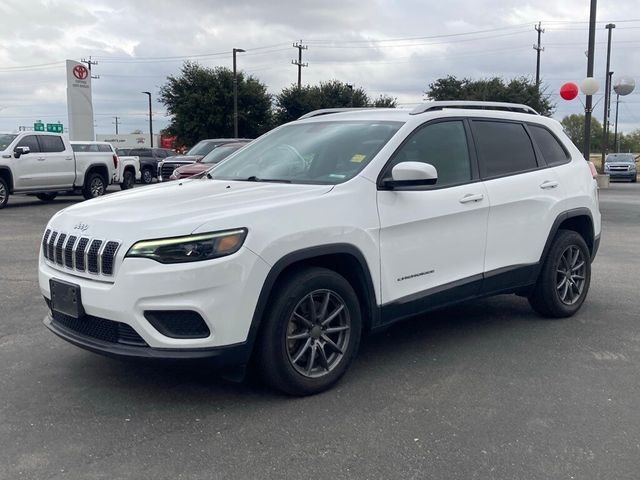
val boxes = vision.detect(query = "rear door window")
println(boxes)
[98,144,113,153]
[39,136,66,153]
[473,121,538,178]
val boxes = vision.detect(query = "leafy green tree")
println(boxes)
[274,80,396,125]
[426,75,555,116]
[560,114,603,152]
[159,62,272,146]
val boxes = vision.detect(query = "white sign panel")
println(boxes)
[66,60,95,141]
[96,134,159,148]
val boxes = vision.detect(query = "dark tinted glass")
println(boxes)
[129,148,153,157]
[474,121,537,178]
[388,121,471,187]
[529,126,569,166]
[71,143,98,152]
[98,144,113,153]
[17,135,40,153]
[39,136,65,152]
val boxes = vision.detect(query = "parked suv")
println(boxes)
[39,101,601,395]
[117,147,176,184]
[604,153,637,182]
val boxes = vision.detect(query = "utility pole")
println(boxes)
[141,92,153,148]
[613,93,621,152]
[533,22,545,90]
[113,116,120,134]
[233,48,246,138]
[601,23,615,165]
[583,0,597,161]
[80,56,100,79]
[292,41,308,89]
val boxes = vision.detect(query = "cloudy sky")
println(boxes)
[0,0,639,138]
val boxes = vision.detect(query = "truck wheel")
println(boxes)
[83,172,106,200]
[528,229,591,318]
[140,167,153,185]
[0,177,8,209]
[120,169,135,190]
[256,267,362,396]
[36,193,58,202]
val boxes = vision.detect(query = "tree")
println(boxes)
[131,129,143,134]
[560,114,603,152]
[274,80,396,125]
[426,75,555,116]
[159,61,272,146]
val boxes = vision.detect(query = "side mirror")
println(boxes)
[382,161,438,189]
[13,146,30,158]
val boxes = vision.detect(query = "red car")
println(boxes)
[168,142,248,180]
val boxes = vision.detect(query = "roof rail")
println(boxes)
[298,108,374,120]
[410,101,539,116]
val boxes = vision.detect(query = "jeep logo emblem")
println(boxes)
[73,223,89,232]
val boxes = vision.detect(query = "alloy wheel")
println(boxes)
[556,245,586,305]
[90,177,105,197]
[0,182,6,205]
[286,289,351,378]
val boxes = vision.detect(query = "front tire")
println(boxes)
[0,177,8,209]
[83,172,106,200]
[256,267,362,396]
[528,229,591,318]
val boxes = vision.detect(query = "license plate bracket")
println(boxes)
[50,279,84,319]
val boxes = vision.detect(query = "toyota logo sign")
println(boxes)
[73,65,89,80]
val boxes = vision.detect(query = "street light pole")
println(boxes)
[141,91,153,148]
[613,93,620,152]
[583,0,597,161]
[232,48,245,138]
[601,23,615,165]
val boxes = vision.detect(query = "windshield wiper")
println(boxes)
[240,176,292,183]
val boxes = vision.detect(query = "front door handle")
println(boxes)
[459,193,484,204]
[65,157,73,161]
[540,180,559,189]
[37,157,46,161]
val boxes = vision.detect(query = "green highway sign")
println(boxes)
[34,121,45,132]
[46,123,64,133]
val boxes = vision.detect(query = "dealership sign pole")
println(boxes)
[66,60,95,141]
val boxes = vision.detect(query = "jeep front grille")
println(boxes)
[42,229,121,277]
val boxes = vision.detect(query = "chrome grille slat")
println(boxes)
[44,230,121,277]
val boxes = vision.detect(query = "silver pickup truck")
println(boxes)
[0,133,120,209]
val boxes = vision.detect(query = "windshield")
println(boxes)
[211,121,403,184]
[116,149,131,156]
[0,134,17,151]
[187,141,219,156]
[606,154,635,163]
[201,145,243,164]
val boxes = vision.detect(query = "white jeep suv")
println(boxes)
[39,101,601,395]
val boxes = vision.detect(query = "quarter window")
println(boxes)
[39,136,65,152]
[473,121,537,178]
[17,135,40,153]
[98,144,113,153]
[387,120,472,187]
[529,125,569,166]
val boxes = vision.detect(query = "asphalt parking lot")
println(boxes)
[1,183,639,480]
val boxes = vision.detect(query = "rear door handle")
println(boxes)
[65,157,73,161]
[37,157,46,161]
[459,193,484,204]
[540,180,559,189]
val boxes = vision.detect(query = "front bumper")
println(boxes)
[44,313,251,365]
[39,246,271,351]
[606,171,636,180]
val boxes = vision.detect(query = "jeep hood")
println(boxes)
[48,180,333,241]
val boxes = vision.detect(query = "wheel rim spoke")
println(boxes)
[321,305,345,326]
[287,332,310,341]
[317,345,330,371]
[321,334,343,354]
[318,292,330,322]
[306,343,318,375]
[325,325,349,334]
[291,338,312,364]
[293,312,313,328]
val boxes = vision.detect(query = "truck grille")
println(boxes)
[42,229,121,277]
[160,162,192,181]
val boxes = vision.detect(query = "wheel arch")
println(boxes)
[245,244,379,360]
[540,208,595,264]
[84,164,109,187]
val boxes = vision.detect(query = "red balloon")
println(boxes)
[560,82,579,101]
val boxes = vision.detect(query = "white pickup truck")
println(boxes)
[71,141,140,191]
[0,132,122,209]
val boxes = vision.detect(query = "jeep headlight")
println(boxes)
[126,229,247,264]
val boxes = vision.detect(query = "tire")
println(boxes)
[83,172,106,200]
[36,193,58,202]
[632,176,637,183]
[528,229,591,318]
[256,267,362,396]
[120,169,135,190]
[140,167,153,185]
[0,176,8,209]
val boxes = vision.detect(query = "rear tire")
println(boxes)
[36,193,57,202]
[256,267,362,396]
[120,169,135,190]
[0,177,8,209]
[140,167,153,185]
[83,172,106,200]
[528,229,591,318]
